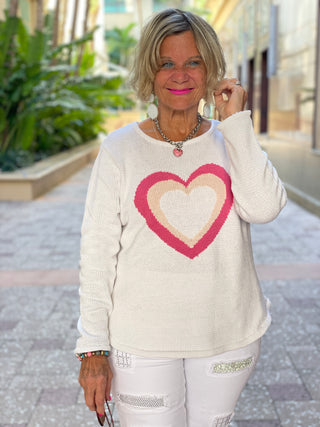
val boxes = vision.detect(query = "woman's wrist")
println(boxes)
[76,350,109,361]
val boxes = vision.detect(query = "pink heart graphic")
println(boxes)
[134,164,233,259]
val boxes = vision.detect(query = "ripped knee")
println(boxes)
[211,412,233,426]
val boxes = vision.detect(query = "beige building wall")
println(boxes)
[211,0,317,137]
[104,0,194,35]
[269,0,317,137]
[104,0,153,36]
[207,0,320,214]
[314,0,320,150]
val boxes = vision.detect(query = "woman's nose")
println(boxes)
[171,68,189,83]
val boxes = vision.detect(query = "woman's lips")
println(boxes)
[168,88,193,95]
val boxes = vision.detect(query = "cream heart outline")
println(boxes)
[160,186,217,239]
[148,174,226,246]
[134,164,233,259]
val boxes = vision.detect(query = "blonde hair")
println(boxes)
[130,8,226,104]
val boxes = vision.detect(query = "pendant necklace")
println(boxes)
[153,113,202,157]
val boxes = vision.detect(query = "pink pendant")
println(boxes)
[173,148,183,157]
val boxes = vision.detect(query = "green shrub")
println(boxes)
[0,12,134,171]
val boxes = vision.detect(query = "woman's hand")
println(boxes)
[214,78,248,121]
[78,355,113,416]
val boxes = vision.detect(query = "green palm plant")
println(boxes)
[105,23,136,68]
[0,12,134,171]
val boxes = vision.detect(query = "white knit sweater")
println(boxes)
[75,111,287,358]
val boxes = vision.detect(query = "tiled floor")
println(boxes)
[0,161,319,426]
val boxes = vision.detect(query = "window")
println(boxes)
[105,0,127,13]
[153,0,185,12]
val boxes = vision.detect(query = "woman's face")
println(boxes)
[153,31,207,114]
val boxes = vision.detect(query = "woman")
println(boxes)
[76,8,287,427]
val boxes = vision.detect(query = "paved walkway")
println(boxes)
[0,157,320,426]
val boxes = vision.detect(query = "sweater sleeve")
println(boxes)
[217,111,287,224]
[75,144,122,353]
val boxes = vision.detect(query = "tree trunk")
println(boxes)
[36,0,44,31]
[52,0,60,48]
[76,0,91,73]
[70,0,80,42]
[83,0,90,34]
[2,1,19,150]
[7,0,19,70]
[136,0,143,29]
[60,0,68,44]
[9,0,19,17]
[68,0,80,65]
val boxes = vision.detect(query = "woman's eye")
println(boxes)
[188,61,201,67]
[161,62,174,69]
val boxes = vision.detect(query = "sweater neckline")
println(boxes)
[133,119,216,148]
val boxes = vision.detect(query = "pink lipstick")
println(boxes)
[168,88,193,95]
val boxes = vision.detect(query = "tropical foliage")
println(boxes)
[105,23,136,68]
[0,12,134,171]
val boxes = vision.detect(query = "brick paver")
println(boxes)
[0,145,319,426]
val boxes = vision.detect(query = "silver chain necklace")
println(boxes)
[153,113,202,157]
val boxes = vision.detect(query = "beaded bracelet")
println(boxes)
[76,350,109,361]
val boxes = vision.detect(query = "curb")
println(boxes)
[0,138,101,201]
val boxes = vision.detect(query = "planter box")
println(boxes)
[0,139,101,201]
[0,110,142,201]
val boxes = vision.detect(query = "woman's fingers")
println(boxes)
[105,363,113,402]
[214,78,248,120]
[84,386,97,411]
[78,356,111,414]
[95,378,108,415]
[80,374,97,411]
[82,379,106,415]
[215,78,239,94]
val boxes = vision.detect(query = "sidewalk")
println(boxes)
[0,161,320,426]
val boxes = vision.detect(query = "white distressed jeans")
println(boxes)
[109,339,260,427]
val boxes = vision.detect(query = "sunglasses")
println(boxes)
[96,400,114,426]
